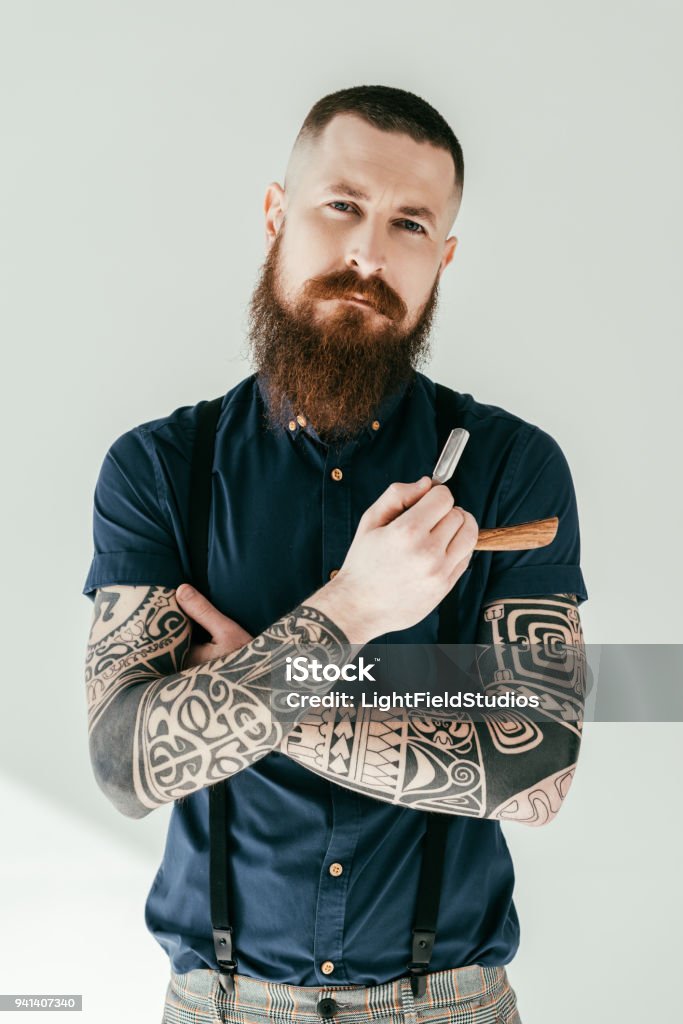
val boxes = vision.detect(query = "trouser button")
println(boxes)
[317,997,339,1018]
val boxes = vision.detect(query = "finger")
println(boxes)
[175,584,226,635]
[397,483,455,533]
[184,642,215,669]
[444,510,479,571]
[430,505,466,551]
[446,550,474,590]
[360,477,432,530]
[220,622,254,648]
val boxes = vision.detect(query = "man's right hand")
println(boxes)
[308,477,478,645]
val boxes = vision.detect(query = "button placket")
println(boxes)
[312,787,360,985]
[322,448,351,590]
[317,445,355,982]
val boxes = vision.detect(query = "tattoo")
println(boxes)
[86,586,349,818]
[86,588,189,735]
[280,595,586,824]
[93,587,120,624]
[283,708,486,816]
[476,594,585,822]
[490,763,577,825]
[480,594,584,740]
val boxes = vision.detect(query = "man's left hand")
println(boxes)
[174,584,253,667]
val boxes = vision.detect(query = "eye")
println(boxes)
[397,219,426,235]
[328,201,357,214]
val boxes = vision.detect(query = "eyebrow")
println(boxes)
[324,181,437,230]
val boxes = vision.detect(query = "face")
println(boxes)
[249,113,460,442]
[268,113,459,332]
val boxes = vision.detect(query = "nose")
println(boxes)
[344,219,386,278]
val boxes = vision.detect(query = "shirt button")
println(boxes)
[329,862,343,877]
[321,961,335,975]
[329,569,339,581]
[288,420,297,431]
[331,468,343,482]
[371,420,380,431]
[296,414,307,427]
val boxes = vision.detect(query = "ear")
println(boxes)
[437,235,458,278]
[264,182,286,252]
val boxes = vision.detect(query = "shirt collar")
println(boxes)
[255,372,415,446]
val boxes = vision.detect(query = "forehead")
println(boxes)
[294,113,456,216]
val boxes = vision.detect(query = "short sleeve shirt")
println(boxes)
[83,371,587,983]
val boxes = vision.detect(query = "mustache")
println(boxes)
[303,269,407,322]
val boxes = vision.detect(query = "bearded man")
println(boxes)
[83,85,588,1024]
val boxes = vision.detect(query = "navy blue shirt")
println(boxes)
[83,371,587,983]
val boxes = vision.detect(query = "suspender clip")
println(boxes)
[214,926,237,993]
[407,928,436,997]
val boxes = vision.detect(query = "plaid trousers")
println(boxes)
[161,965,522,1024]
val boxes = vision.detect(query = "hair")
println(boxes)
[289,84,464,199]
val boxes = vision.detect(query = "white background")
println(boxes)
[1,2,681,1021]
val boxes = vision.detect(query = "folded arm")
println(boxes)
[279,594,585,825]
[85,479,481,819]
[85,584,351,819]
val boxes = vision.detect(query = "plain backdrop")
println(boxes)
[1,2,681,1021]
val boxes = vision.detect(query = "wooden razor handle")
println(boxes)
[474,516,558,551]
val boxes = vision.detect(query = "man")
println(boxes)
[83,85,587,1024]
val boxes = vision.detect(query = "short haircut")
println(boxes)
[291,84,464,198]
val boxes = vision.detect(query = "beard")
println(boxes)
[248,226,439,444]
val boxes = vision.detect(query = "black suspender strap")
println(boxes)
[405,383,465,998]
[188,386,465,999]
[210,780,236,995]
[407,812,450,996]
[187,395,236,994]
[435,382,463,646]
[188,396,224,641]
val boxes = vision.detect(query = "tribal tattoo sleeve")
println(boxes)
[280,594,586,825]
[85,585,350,819]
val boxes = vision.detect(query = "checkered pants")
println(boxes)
[161,965,522,1024]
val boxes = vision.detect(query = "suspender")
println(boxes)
[188,397,223,643]
[406,382,464,996]
[186,383,464,999]
[187,397,236,991]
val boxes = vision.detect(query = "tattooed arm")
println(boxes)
[280,594,585,825]
[85,477,480,819]
[85,584,352,819]
[472,593,584,824]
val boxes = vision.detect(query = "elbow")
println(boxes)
[105,780,154,820]
[89,736,153,821]
[527,760,580,827]
[520,805,562,828]
[119,800,153,821]
[530,728,582,827]
[91,761,153,820]
[500,754,580,828]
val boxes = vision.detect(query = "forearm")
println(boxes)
[281,594,586,824]
[87,586,355,819]
[280,702,579,822]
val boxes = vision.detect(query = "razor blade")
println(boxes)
[432,428,470,485]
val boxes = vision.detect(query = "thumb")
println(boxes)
[175,584,226,638]
[361,477,432,531]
